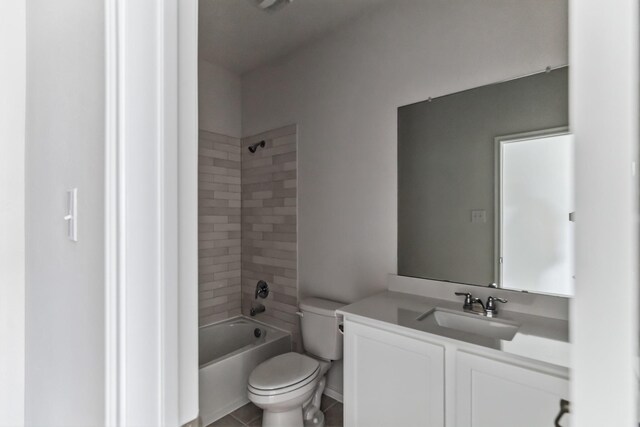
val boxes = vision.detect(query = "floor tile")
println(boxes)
[206,414,243,427]
[230,402,262,424]
[246,414,263,426]
[324,402,343,427]
[320,394,338,412]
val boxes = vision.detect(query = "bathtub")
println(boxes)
[199,316,291,425]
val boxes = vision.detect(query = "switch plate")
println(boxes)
[65,188,78,242]
[471,209,486,223]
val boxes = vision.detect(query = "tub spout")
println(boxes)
[250,303,265,316]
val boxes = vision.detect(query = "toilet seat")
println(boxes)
[248,352,320,396]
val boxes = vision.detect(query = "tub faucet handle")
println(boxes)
[255,280,269,299]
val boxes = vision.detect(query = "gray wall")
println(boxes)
[198,130,242,326]
[25,0,105,424]
[242,0,568,304]
[198,59,242,138]
[242,0,568,396]
[398,68,568,285]
[241,126,299,350]
[0,1,26,424]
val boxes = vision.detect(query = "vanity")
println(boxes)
[338,277,570,427]
[339,67,572,427]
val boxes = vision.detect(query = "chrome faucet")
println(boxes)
[454,292,508,317]
[250,303,265,316]
[485,296,508,317]
[471,297,486,312]
[455,292,485,314]
[454,292,474,311]
[250,280,269,316]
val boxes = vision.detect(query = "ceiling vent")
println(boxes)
[251,0,293,13]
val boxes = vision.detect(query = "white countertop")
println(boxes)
[337,290,571,369]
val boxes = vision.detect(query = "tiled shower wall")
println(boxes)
[198,125,299,348]
[241,125,300,349]
[198,130,242,326]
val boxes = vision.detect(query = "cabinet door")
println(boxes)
[344,320,445,427]
[455,351,571,427]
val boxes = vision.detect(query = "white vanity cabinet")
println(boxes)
[455,351,570,427]
[343,318,570,427]
[343,320,445,427]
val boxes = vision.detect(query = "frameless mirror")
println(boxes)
[398,67,572,296]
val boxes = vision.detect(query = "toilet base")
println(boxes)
[250,380,317,427]
[262,407,303,427]
[303,409,324,427]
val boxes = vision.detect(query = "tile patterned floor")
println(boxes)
[207,395,343,427]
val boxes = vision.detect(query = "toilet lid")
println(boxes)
[249,352,320,391]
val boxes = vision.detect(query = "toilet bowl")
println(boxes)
[248,352,321,427]
[247,298,345,427]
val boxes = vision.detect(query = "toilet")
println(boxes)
[248,298,345,427]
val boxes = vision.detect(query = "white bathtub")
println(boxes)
[199,316,291,425]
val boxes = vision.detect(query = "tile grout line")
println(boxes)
[229,412,260,426]
[224,396,339,426]
[228,413,246,426]
[323,400,337,413]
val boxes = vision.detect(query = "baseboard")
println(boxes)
[202,397,249,426]
[181,414,201,427]
[323,387,343,404]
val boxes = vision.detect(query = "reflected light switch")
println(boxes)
[471,209,486,223]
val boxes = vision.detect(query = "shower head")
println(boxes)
[248,140,266,153]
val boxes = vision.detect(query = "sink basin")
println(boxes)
[418,308,520,341]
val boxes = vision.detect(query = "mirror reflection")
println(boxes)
[398,67,572,296]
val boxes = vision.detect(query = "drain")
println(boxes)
[254,328,262,338]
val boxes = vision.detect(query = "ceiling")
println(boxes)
[199,0,389,75]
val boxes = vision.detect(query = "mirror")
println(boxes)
[398,67,572,296]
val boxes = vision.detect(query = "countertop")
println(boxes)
[337,290,571,369]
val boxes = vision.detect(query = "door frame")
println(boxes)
[104,0,198,425]
[493,126,570,289]
[100,0,640,425]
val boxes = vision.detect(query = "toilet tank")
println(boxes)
[299,298,345,360]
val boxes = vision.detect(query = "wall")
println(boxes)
[197,60,244,326]
[242,0,567,394]
[198,130,242,325]
[199,59,242,137]
[241,125,299,349]
[25,0,105,424]
[242,0,568,304]
[570,0,639,424]
[0,1,25,425]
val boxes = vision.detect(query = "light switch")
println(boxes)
[64,188,78,242]
[471,209,486,223]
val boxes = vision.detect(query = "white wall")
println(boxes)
[0,1,25,425]
[25,0,105,424]
[199,59,242,137]
[242,0,567,395]
[570,0,638,425]
[242,0,568,304]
